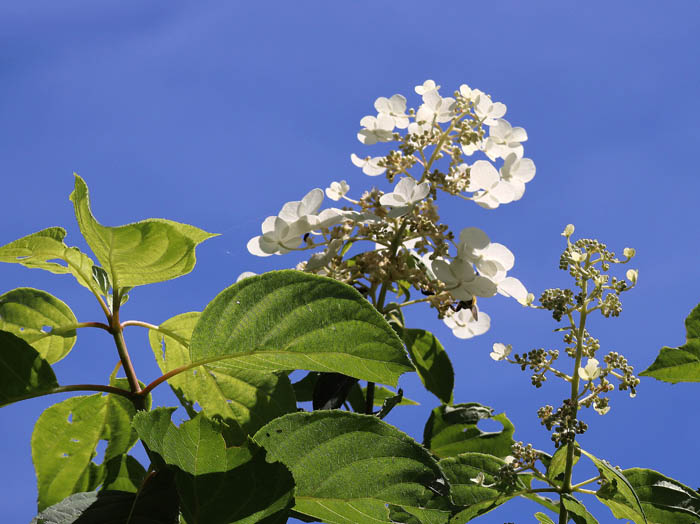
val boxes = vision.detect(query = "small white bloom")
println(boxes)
[444,309,491,339]
[306,239,343,271]
[562,224,575,237]
[431,257,497,301]
[623,247,636,259]
[461,139,484,156]
[578,358,602,381]
[357,114,395,145]
[459,85,507,125]
[416,90,456,124]
[278,188,324,223]
[626,269,638,284]
[379,177,430,215]
[415,79,440,95]
[247,216,309,257]
[325,180,350,201]
[500,153,536,201]
[374,94,409,129]
[350,153,386,176]
[496,276,530,305]
[490,343,512,361]
[236,271,257,282]
[465,160,515,209]
[484,119,528,160]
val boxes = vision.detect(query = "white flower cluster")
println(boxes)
[246,80,536,342]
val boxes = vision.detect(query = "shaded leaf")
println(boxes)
[423,403,515,459]
[0,288,78,363]
[190,271,413,386]
[253,410,449,524]
[30,469,179,524]
[440,452,523,523]
[32,382,141,510]
[641,303,700,383]
[347,383,418,413]
[291,371,320,402]
[101,454,147,493]
[312,372,358,410]
[0,227,98,293]
[401,328,454,404]
[148,311,296,443]
[0,329,58,407]
[133,408,294,524]
[546,444,580,485]
[561,494,599,524]
[69,174,217,289]
[376,388,405,419]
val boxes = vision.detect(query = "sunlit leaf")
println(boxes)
[0,330,58,407]
[0,288,78,363]
[641,303,700,383]
[69,174,217,289]
[190,271,413,386]
[423,403,515,459]
[534,512,556,524]
[561,494,599,524]
[133,408,294,524]
[253,410,449,524]
[149,311,296,443]
[401,328,454,404]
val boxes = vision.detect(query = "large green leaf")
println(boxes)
[190,271,413,386]
[546,444,580,486]
[0,288,78,363]
[439,453,523,523]
[69,174,216,289]
[423,403,515,459]
[0,227,98,293]
[595,468,700,524]
[580,449,646,523]
[561,495,599,524]
[148,311,296,444]
[641,303,700,383]
[29,470,179,524]
[0,329,58,407]
[32,381,141,510]
[401,328,454,404]
[253,410,449,524]
[132,408,294,524]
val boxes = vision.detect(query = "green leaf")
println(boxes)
[101,454,147,493]
[580,449,647,523]
[439,453,523,523]
[423,403,515,459]
[291,371,320,402]
[641,303,700,383]
[546,444,580,485]
[346,383,418,412]
[595,468,700,524]
[534,512,556,524]
[69,174,217,289]
[0,329,58,407]
[0,227,99,293]
[30,470,179,524]
[190,271,413,386]
[133,408,294,524]
[148,311,296,443]
[32,384,141,510]
[253,410,449,524]
[0,288,78,363]
[561,494,599,524]
[401,328,454,404]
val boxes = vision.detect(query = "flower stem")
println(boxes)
[3,383,138,406]
[111,288,141,396]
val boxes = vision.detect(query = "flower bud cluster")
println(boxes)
[537,399,589,447]
[246,80,536,340]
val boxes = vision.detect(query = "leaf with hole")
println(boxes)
[253,410,449,524]
[0,329,58,407]
[148,311,296,443]
[0,288,78,363]
[133,408,294,524]
[189,270,413,386]
[423,403,515,459]
[69,174,217,288]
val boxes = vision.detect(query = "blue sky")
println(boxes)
[1,2,699,522]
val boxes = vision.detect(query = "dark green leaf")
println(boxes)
[0,227,99,294]
[581,449,646,523]
[561,494,599,524]
[401,328,454,404]
[0,330,58,407]
[91,265,111,296]
[30,470,179,524]
[641,303,700,383]
[0,288,78,363]
[291,371,320,402]
[347,383,418,413]
[148,312,296,443]
[133,408,294,524]
[101,454,147,493]
[69,174,217,288]
[189,271,413,386]
[596,468,700,523]
[546,444,580,485]
[312,372,358,410]
[253,410,448,524]
[440,453,523,523]
[32,383,140,510]
[423,403,515,459]
[376,388,404,419]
